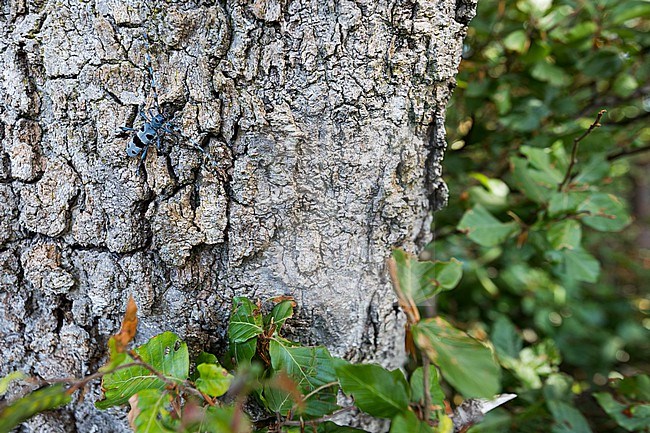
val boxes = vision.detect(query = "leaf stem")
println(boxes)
[558,110,606,192]
[422,356,432,422]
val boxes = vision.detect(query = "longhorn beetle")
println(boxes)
[119,32,203,170]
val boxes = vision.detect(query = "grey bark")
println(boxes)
[0,0,476,431]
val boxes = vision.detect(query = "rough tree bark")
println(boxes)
[0,0,476,431]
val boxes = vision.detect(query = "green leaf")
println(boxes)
[195,363,233,397]
[520,145,566,182]
[610,1,650,24]
[189,352,218,381]
[572,156,609,185]
[130,389,176,433]
[230,338,258,366]
[491,315,523,359]
[0,385,72,433]
[96,332,189,409]
[264,300,294,330]
[392,249,463,304]
[531,61,571,87]
[547,220,582,250]
[186,405,251,433]
[412,317,501,398]
[547,401,593,433]
[511,157,555,203]
[229,297,264,343]
[0,372,26,396]
[503,30,529,53]
[389,410,435,433]
[579,193,631,232]
[559,248,601,283]
[409,366,445,408]
[548,192,585,217]
[594,392,650,431]
[458,205,519,247]
[268,339,339,417]
[336,364,409,418]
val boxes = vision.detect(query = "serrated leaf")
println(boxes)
[409,366,445,408]
[412,317,501,398]
[195,363,233,397]
[229,297,264,343]
[579,193,631,232]
[391,249,462,305]
[389,410,435,433]
[96,332,189,409]
[129,389,176,433]
[559,248,600,283]
[458,205,519,247]
[548,401,593,433]
[547,220,582,250]
[0,385,72,433]
[336,364,409,418]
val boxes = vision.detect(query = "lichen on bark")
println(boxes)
[0,0,477,431]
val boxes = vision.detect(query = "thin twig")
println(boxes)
[558,110,606,191]
[607,144,650,161]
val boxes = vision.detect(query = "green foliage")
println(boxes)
[0,385,71,433]
[412,317,501,398]
[336,364,409,418]
[440,0,650,431]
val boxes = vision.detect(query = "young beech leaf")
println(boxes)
[559,248,600,283]
[128,389,176,433]
[96,332,189,409]
[182,405,251,433]
[0,384,72,433]
[412,317,501,398]
[335,364,409,418]
[457,205,520,247]
[391,249,463,305]
[228,297,264,343]
[195,363,233,398]
[578,192,631,232]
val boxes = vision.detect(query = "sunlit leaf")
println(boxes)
[96,332,189,409]
[0,372,27,397]
[195,363,233,398]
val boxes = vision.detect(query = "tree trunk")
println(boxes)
[0,0,476,431]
